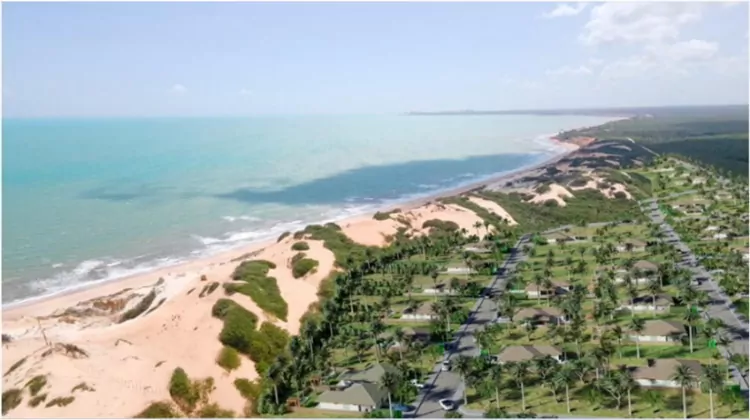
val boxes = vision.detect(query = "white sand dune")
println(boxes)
[527,183,574,206]
[466,195,517,225]
[569,175,633,200]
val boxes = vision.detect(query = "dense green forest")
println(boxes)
[557,106,749,177]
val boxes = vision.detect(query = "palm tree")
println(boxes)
[393,327,406,362]
[507,361,530,411]
[381,371,401,418]
[702,364,724,419]
[486,364,504,409]
[671,364,697,419]
[609,325,625,359]
[455,355,474,406]
[683,310,700,353]
[553,363,576,414]
[267,361,283,406]
[628,317,645,359]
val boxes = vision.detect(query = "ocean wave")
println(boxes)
[7,256,185,309]
[222,215,262,223]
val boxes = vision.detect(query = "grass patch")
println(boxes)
[373,209,400,221]
[2,389,23,415]
[234,378,262,415]
[422,219,460,232]
[291,241,310,251]
[277,232,291,243]
[199,282,220,298]
[196,403,235,418]
[211,299,289,376]
[299,223,372,269]
[168,367,213,414]
[119,289,157,323]
[4,356,27,377]
[45,396,75,408]
[71,382,95,393]
[133,401,181,418]
[25,375,48,396]
[227,260,288,321]
[216,346,242,372]
[292,257,319,278]
[28,393,47,408]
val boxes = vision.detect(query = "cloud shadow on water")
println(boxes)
[214,153,541,206]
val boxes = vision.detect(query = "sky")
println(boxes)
[3,1,749,117]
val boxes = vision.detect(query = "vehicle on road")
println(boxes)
[440,360,451,371]
[390,403,411,413]
[438,399,455,411]
[409,379,425,389]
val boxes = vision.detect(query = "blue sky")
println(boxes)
[3,2,748,117]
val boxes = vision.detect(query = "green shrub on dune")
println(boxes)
[276,232,291,243]
[422,219,460,232]
[226,260,288,321]
[216,346,241,372]
[133,401,181,418]
[2,389,22,415]
[292,257,319,278]
[290,241,310,251]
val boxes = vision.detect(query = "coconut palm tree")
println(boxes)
[507,361,531,411]
[702,364,724,419]
[683,309,700,353]
[486,364,504,409]
[628,317,645,359]
[671,364,697,419]
[455,355,474,406]
[553,363,577,414]
[381,371,401,418]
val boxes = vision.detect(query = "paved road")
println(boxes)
[641,199,749,392]
[411,235,531,418]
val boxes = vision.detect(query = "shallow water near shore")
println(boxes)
[2,114,614,303]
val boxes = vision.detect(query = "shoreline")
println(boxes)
[2,136,580,317]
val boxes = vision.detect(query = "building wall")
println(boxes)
[630,335,669,342]
[635,379,680,388]
[318,402,366,412]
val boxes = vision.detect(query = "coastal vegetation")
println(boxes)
[291,241,310,251]
[277,232,291,243]
[45,396,75,408]
[133,401,181,418]
[119,288,158,323]
[556,106,749,177]
[2,389,22,415]
[226,260,288,321]
[199,281,220,298]
[291,256,319,278]
[216,346,241,372]
[28,393,47,408]
[25,374,47,396]
[373,209,401,221]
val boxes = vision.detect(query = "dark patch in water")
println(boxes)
[214,153,537,205]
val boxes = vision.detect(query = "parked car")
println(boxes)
[439,399,455,411]
[440,360,451,372]
[409,379,425,389]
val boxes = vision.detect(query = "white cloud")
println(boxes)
[238,88,253,96]
[542,3,588,19]
[646,39,719,63]
[580,2,703,46]
[519,80,541,90]
[170,84,187,94]
[587,58,604,67]
[545,65,593,76]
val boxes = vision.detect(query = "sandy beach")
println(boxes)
[1,137,583,418]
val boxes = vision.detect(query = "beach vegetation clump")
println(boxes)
[373,209,400,221]
[145,298,166,315]
[216,346,241,372]
[71,382,95,393]
[277,232,291,243]
[534,183,552,194]
[28,393,47,408]
[2,389,23,415]
[234,378,262,415]
[118,289,157,323]
[196,402,235,418]
[422,219,460,232]
[168,368,214,414]
[248,322,290,375]
[290,241,309,251]
[45,396,75,408]
[4,357,27,377]
[300,224,373,269]
[133,401,181,418]
[292,231,305,240]
[227,260,287,321]
[25,375,48,396]
[216,302,259,352]
[292,257,319,279]
[199,281,220,298]
[2,334,12,344]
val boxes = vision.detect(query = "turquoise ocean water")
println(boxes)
[2,115,614,304]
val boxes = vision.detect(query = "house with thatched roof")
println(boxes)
[619,294,673,313]
[515,307,567,325]
[497,345,563,364]
[317,382,387,413]
[629,320,684,343]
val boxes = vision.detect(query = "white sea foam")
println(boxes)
[222,215,262,223]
